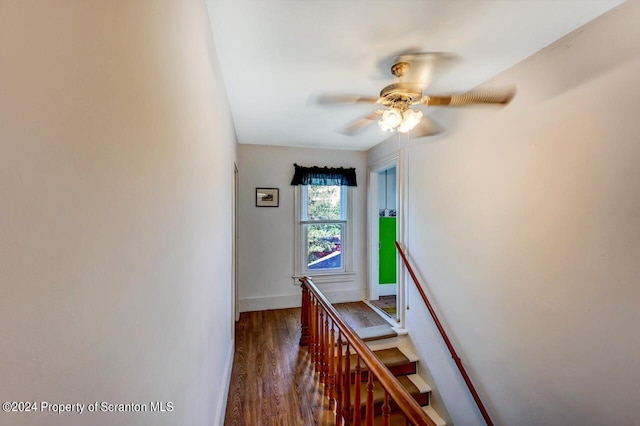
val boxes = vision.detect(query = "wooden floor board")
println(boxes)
[224,308,335,426]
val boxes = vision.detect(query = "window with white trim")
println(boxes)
[291,163,356,284]
[302,185,346,272]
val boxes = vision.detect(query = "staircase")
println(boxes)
[350,325,447,425]
[300,277,447,426]
[301,242,494,426]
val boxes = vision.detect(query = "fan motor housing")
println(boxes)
[379,83,423,106]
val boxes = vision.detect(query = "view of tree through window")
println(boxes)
[307,186,341,220]
[305,186,343,269]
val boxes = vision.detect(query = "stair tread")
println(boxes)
[406,373,432,394]
[352,374,424,405]
[353,325,398,341]
[375,348,412,367]
[396,346,419,363]
[360,407,447,426]
[350,347,412,371]
[423,405,447,426]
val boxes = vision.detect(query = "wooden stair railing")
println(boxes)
[299,276,437,426]
[395,241,494,426]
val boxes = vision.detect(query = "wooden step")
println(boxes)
[351,374,431,417]
[423,405,447,426]
[353,325,398,341]
[350,347,417,381]
[333,301,398,342]
[359,405,446,426]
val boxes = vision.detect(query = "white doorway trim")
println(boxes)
[367,151,405,326]
[232,163,240,323]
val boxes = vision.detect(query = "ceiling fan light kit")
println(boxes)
[379,107,423,133]
[399,109,423,133]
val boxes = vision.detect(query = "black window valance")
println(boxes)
[290,163,357,186]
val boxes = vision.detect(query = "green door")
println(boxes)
[379,217,396,284]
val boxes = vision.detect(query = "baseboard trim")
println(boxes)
[215,340,235,425]
[378,284,397,297]
[240,288,364,312]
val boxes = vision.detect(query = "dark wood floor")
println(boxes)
[369,295,397,318]
[224,308,335,425]
[224,302,396,425]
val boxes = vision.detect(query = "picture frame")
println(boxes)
[256,187,279,207]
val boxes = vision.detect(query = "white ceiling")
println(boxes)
[206,0,623,151]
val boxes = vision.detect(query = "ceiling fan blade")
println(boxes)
[410,115,443,138]
[339,111,381,135]
[423,87,516,106]
[315,94,380,105]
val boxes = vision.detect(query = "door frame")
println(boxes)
[367,151,405,325]
[232,162,240,323]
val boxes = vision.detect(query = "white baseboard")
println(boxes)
[239,293,300,311]
[215,340,235,426]
[378,284,397,297]
[325,288,366,304]
[239,288,365,312]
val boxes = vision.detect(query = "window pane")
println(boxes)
[306,224,343,270]
[306,185,341,220]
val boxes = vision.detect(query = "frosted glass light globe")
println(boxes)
[398,109,423,133]
[380,107,402,130]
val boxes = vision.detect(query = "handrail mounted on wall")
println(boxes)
[395,241,494,426]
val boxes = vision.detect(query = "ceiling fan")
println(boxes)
[317,52,516,138]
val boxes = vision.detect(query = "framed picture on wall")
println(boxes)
[256,188,279,207]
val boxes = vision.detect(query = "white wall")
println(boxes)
[369,2,640,425]
[238,144,367,311]
[0,2,236,425]
[377,167,397,212]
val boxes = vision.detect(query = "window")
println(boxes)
[294,184,354,283]
[292,163,356,284]
[302,185,346,271]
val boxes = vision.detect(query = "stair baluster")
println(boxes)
[336,330,344,426]
[354,357,362,425]
[300,284,310,346]
[312,305,317,374]
[324,315,330,394]
[328,322,336,408]
[319,309,325,382]
[365,372,374,426]
[343,343,351,425]
[382,392,391,426]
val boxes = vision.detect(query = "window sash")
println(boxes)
[304,223,344,272]
[301,185,347,274]
[301,185,347,221]
[300,219,346,225]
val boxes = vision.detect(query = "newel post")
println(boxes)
[299,279,310,346]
